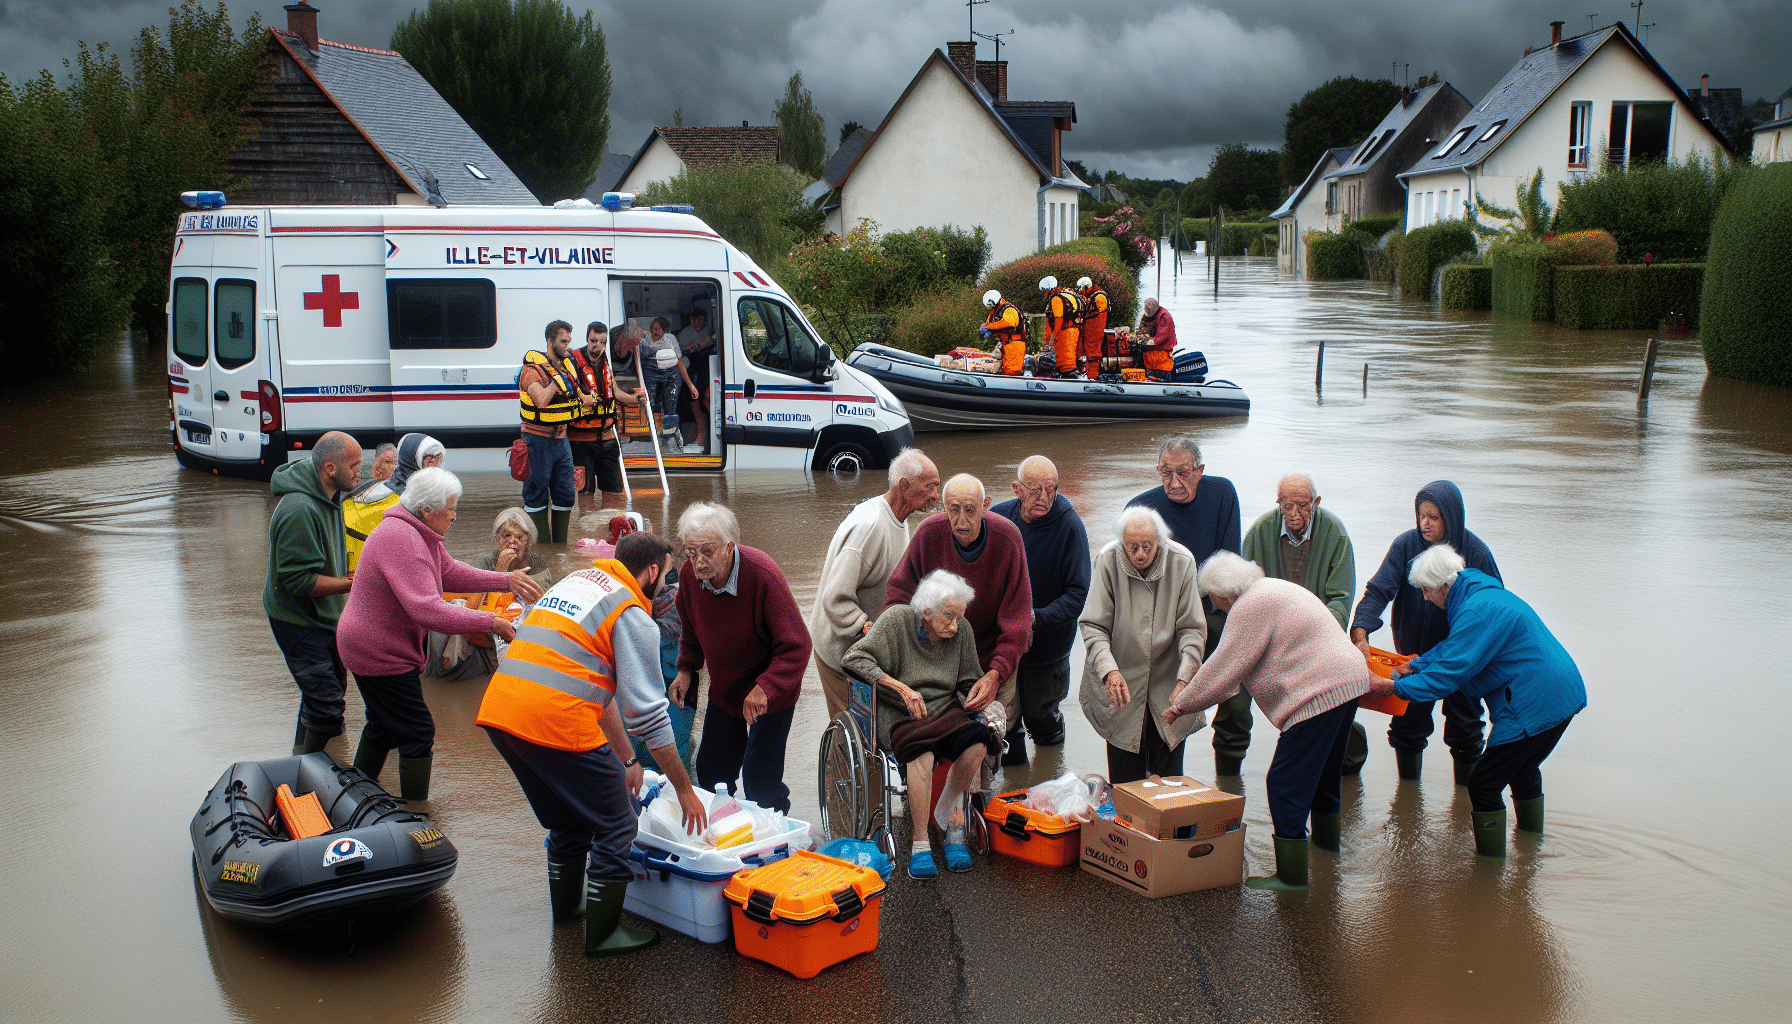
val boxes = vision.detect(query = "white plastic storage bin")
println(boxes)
[625,812,812,944]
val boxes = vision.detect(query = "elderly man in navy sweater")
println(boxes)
[991,455,1090,767]
[1126,436,1244,775]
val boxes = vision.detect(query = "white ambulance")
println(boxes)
[165,193,913,479]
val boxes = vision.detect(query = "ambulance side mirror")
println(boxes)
[810,345,836,384]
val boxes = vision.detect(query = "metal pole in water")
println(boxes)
[1362,362,1369,396]
[1637,337,1659,409]
[1316,340,1325,393]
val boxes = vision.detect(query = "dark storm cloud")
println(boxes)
[4,0,1786,182]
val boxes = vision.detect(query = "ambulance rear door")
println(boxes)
[169,210,273,466]
[269,209,389,447]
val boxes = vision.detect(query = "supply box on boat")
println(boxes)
[982,791,1083,868]
[1111,775,1244,841]
[1079,818,1245,898]
[723,851,886,979]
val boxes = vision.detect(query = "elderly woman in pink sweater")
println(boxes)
[1164,552,1369,891]
[339,467,544,799]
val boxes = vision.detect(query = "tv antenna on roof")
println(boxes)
[973,28,1013,63]
[966,0,988,39]
[1630,0,1644,33]
[1640,21,1656,46]
[1586,13,1599,33]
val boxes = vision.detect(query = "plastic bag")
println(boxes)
[1023,772,1106,821]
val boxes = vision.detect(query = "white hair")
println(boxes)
[492,506,536,544]
[911,569,975,616]
[1015,454,1056,484]
[942,472,985,503]
[1115,505,1171,548]
[1158,436,1202,464]
[400,467,462,515]
[1278,472,1315,496]
[678,501,740,546]
[887,447,932,488]
[1408,544,1466,591]
[1198,551,1265,602]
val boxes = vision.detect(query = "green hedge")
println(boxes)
[890,285,987,356]
[1701,162,1792,386]
[1489,241,1556,320]
[1306,228,1369,279]
[1553,264,1703,329]
[1043,236,1127,275]
[1248,232,1278,257]
[979,252,1138,326]
[1441,265,1492,310]
[1350,214,1402,240]
[1212,222,1275,256]
[1398,221,1478,300]
[1554,158,1724,264]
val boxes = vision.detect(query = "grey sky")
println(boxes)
[3,0,1785,182]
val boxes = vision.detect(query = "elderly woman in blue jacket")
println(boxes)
[1369,545,1586,858]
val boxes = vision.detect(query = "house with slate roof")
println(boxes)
[1397,21,1732,232]
[1326,81,1473,227]
[800,126,874,207]
[225,2,537,206]
[614,125,782,195]
[1270,146,1355,278]
[582,150,638,199]
[1751,87,1792,164]
[820,41,1087,264]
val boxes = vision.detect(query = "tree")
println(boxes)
[838,119,861,144]
[775,71,826,179]
[392,0,610,202]
[1206,142,1282,211]
[1281,76,1402,184]
[635,159,816,275]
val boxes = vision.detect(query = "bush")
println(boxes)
[1553,156,1728,264]
[1043,235,1126,273]
[1306,228,1370,279]
[637,158,816,276]
[1545,229,1619,266]
[1441,265,1493,310]
[1082,205,1153,275]
[1213,222,1275,256]
[1248,232,1278,257]
[930,223,991,282]
[889,285,987,357]
[979,252,1137,326]
[1350,214,1402,241]
[1553,264,1703,329]
[1701,162,1792,386]
[1488,241,1556,320]
[1399,221,1478,300]
[786,219,953,352]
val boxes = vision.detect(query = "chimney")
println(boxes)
[742,120,749,127]
[284,1,319,52]
[1701,74,1710,97]
[1402,84,1412,107]
[974,60,1008,101]
[1550,20,1564,46]
[1415,75,1428,90]
[947,40,976,82]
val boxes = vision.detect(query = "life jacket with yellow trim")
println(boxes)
[519,349,587,425]
[342,483,399,573]
[1046,288,1084,332]
[982,300,1023,343]
[1079,287,1109,322]
[476,559,648,752]
[567,347,617,433]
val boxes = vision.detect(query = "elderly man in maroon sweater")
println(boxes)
[669,501,810,812]
[885,474,1032,763]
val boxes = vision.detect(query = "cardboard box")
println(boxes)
[1079,818,1245,898]
[1111,775,1245,840]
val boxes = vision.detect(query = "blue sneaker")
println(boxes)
[943,844,973,872]
[906,850,938,879]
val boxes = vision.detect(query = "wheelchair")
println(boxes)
[816,671,992,864]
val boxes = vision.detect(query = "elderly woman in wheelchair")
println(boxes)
[843,569,996,879]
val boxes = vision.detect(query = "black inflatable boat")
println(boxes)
[191,752,457,930]
[846,343,1250,432]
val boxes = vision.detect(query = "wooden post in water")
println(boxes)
[1315,340,1325,393]
[1637,337,1659,409]
[1362,362,1369,396]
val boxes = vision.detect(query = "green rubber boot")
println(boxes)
[1395,750,1423,781]
[352,734,389,780]
[1245,836,1309,891]
[585,879,659,956]
[293,729,330,756]
[547,858,587,922]
[1453,755,1477,786]
[550,509,571,544]
[1472,808,1507,858]
[1310,812,1341,854]
[1514,796,1545,834]
[528,510,551,545]
[398,755,433,801]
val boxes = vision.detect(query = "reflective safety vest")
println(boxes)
[1079,287,1109,322]
[342,483,399,573]
[519,350,587,425]
[1046,289,1084,332]
[568,348,617,433]
[477,560,648,752]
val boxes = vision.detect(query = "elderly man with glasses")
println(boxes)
[669,502,810,812]
[1240,473,1364,774]
[1126,436,1244,774]
[989,455,1090,767]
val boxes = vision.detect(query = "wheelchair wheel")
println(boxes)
[965,792,993,856]
[817,717,865,841]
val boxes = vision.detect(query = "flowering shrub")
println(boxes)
[1545,229,1618,266]
[1084,205,1154,274]
[787,219,950,352]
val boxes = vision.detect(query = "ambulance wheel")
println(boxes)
[822,442,871,475]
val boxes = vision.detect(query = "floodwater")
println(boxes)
[2,255,1790,1023]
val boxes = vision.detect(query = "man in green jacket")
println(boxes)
[264,431,361,755]
[1239,472,1367,772]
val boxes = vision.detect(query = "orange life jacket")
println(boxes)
[984,300,1026,375]
[442,589,526,648]
[1045,289,1084,333]
[568,348,617,433]
[476,560,648,751]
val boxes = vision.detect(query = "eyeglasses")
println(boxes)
[1158,466,1201,481]
[683,541,727,561]
[1018,482,1057,500]
[945,504,983,517]
[1279,499,1314,513]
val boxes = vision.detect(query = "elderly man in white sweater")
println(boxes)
[1164,551,1370,892]
[808,448,941,720]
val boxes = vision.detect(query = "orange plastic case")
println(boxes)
[1361,646,1414,716]
[722,851,886,979]
[274,784,332,840]
[982,791,1083,868]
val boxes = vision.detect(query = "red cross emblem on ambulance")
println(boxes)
[304,274,359,327]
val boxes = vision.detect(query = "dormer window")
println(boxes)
[1432,126,1475,158]
[1459,120,1507,155]
[464,163,489,180]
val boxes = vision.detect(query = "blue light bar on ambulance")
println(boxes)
[181,191,226,210]
[650,204,695,214]
[599,192,635,210]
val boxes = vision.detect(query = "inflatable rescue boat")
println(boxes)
[191,752,457,929]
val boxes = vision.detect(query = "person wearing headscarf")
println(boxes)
[343,433,444,570]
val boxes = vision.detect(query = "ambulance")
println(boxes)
[165,192,913,479]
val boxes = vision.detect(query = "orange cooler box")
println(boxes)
[1362,646,1413,716]
[722,851,886,979]
[983,791,1082,867]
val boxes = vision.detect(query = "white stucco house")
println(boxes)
[820,41,1086,265]
[1270,146,1353,277]
[1752,87,1792,164]
[1398,21,1733,231]
[614,125,781,195]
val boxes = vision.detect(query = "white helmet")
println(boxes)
[983,289,1002,308]
[1076,276,1093,289]
[1039,276,1058,291]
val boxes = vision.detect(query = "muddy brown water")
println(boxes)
[2,256,1789,1023]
